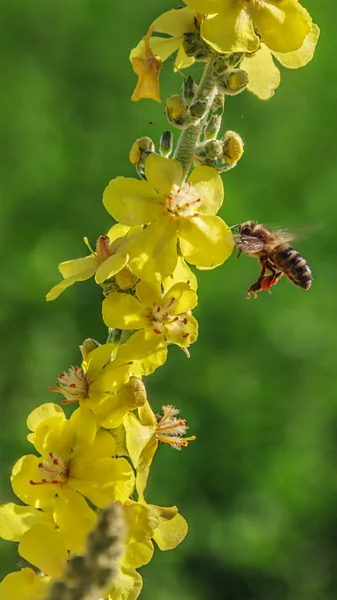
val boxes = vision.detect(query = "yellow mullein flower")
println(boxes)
[102,280,199,370]
[130,8,197,88]
[131,28,163,103]
[46,223,139,301]
[123,401,195,501]
[241,23,320,100]
[0,568,50,600]
[103,154,234,281]
[184,0,312,55]
[48,342,138,428]
[11,404,135,522]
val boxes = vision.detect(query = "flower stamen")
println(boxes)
[48,366,88,404]
[156,405,196,450]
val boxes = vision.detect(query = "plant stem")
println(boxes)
[173,56,218,179]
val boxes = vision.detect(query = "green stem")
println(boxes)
[173,56,218,179]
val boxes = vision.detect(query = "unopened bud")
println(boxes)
[226,52,245,68]
[183,32,212,61]
[166,95,189,129]
[190,99,207,121]
[195,140,223,161]
[159,130,173,157]
[129,136,154,165]
[118,377,147,409]
[182,75,197,105]
[204,114,222,140]
[80,338,100,360]
[212,56,229,76]
[217,68,248,96]
[222,130,244,165]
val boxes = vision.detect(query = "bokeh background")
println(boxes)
[1,1,336,598]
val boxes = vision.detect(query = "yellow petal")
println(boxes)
[164,313,198,347]
[84,342,117,379]
[0,503,53,542]
[188,166,224,215]
[89,362,131,400]
[163,256,198,292]
[95,253,129,284]
[175,44,195,69]
[136,437,158,502]
[94,379,147,429]
[46,271,94,301]
[179,215,234,268]
[135,280,162,306]
[117,330,168,378]
[53,487,96,553]
[162,282,198,314]
[131,36,181,64]
[107,566,143,600]
[102,292,147,330]
[124,412,155,469]
[27,403,64,433]
[153,512,188,550]
[0,568,50,600]
[11,455,59,509]
[103,177,162,225]
[131,30,163,103]
[152,8,196,37]
[19,524,68,577]
[123,539,154,569]
[272,22,320,68]
[184,0,222,12]
[201,9,259,54]
[145,154,183,197]
[78,428,116,460]
[242,44,281,100]
[107,223,131,242]
[127,216,178,282]
[58,254,98,278]
[247,0,311,53]
[70,457,135,506]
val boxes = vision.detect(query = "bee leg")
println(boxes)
[237,248,242,259]
[246,263,266,299]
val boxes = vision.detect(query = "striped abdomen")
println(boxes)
[270,243,312,290]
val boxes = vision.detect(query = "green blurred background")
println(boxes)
[0,1,336,598]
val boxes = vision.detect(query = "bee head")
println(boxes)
[239,221,257,236]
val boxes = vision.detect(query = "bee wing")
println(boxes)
[271,223,323,243]
[235,235,265,253]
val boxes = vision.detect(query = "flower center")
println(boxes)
[149,296,177,334]
[165,183,201,217]
[156,405,196,449]
[30,452,69,485]
[48,366,88,404]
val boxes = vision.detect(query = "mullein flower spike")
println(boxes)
[0,0,319,598]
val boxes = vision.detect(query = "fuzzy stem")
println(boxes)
[173,57,218,178]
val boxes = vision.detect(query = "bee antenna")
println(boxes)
[229,224,240,230]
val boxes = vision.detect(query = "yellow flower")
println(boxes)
[102,280,199,368]
[48,342,139,428]
[130,8,197,84]
[123,401,195,501]
[131,28,163,103]
[103,154,234,281]
[241,23,320,100]
[184,0,313,55]
[11,404,135,519]
[0,568,50,600]
[46,224,138,301]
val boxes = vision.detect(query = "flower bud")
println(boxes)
[189,99,207,121]
[195,140,223,162]
[183,32,212,61]
[181,75,197,105]
[204,114,222,140]
[166,95,189,129]
[129,136,154,165]
[212,55,229,76]
[222,130,244,165]
[159,130,173,157]
[217,68,248,96]
[80,338,100,360]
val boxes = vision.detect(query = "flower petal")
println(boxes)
[163,282,198,314]
[179,215,234,268]
[163,256,198,292]
[124,412,155,469]
[19,523,68,577]
[70,457,135,506]
[107,566,143,600]
[0,568,50,600]
[84,343,117,379]
[117,330,168,378]
[152,8,196,37]
[164,313,199,347]
[175,44,195,69]
[184,0,222,12]
[242,44,281,100]
[188,166,224,215]
[58,254,98,279]
[126,216,178,282]
[135,437,158,502]
[103,177,162,225]
[0,503,53,542]
[135,280,162,307]
[89,362,131,400]
[153,512,188,550]
[95,253,129,284]
[272,22,320,68]
[107,223,130,242]
[102,292,147,330]
[11,455,59,509]
[93,379,147,429]
[53,487,97,553]
[131,36,181,64]
[247,0,312,53]
[201,9,259,54]
[145,154,183,197]
[46,271,95,301]
[27,403,64,433]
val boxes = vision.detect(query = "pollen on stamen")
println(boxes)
[156,405,196,450]
[48,366,88,404]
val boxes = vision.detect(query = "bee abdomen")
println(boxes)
[271,243,312,290]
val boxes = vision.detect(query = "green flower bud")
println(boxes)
[166,95,189,129]
[189,99,207,121]
[181,75,197,105]
[204,114,222,140]
[216,68,248,96]
[80,338,100,360]
[160,130,173,157]
[195,140,223,162]
[183,32,213,61]
[129,136,154,165]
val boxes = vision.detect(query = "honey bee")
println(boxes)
[233,221,312,298]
